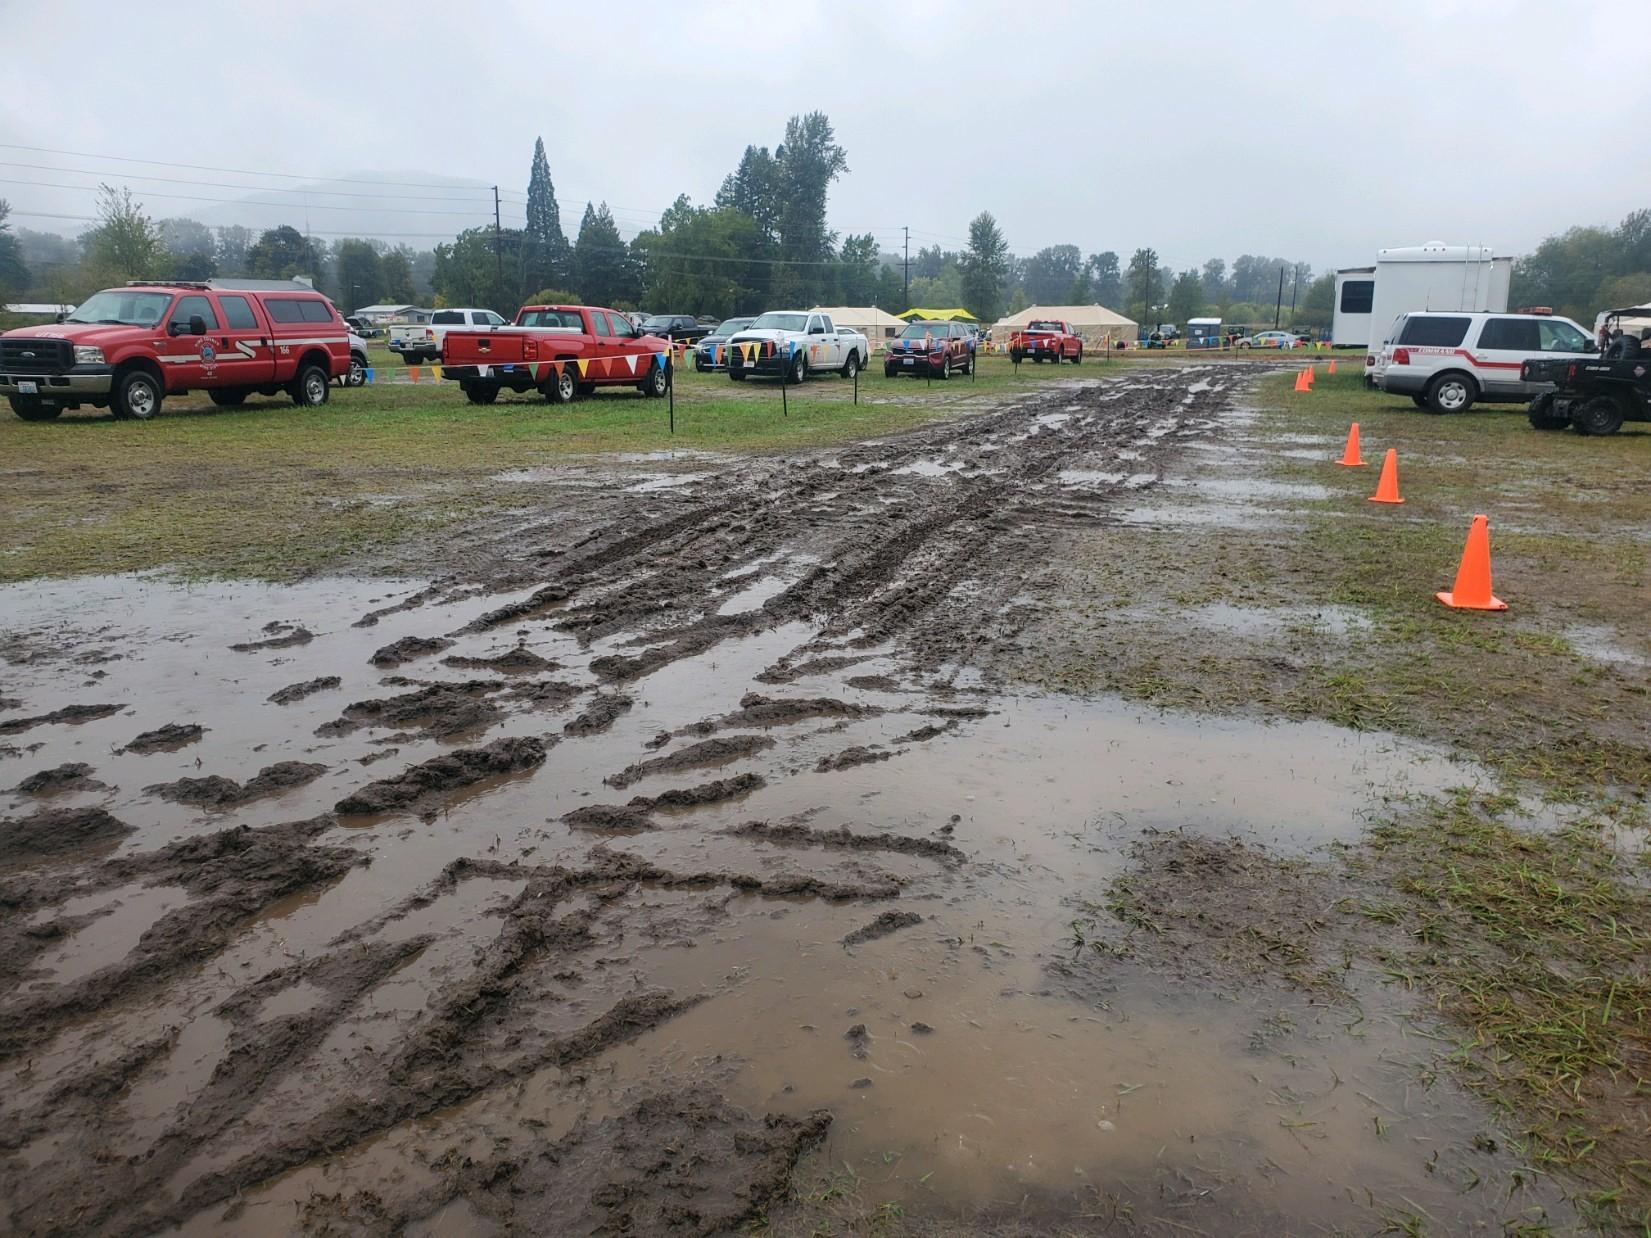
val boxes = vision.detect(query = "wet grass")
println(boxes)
[1355,788,1651,1230]
[0,354,1123,584]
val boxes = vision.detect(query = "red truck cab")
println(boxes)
[440,305,673,405]
[0,280,350,421]
[1009,320,1084,365]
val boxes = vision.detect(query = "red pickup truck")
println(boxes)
[0,280,350,421]
[440,305,673,404]
[1009,319,1084,364]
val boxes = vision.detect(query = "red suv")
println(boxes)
[0,280,351,421]
[884,319,976,379]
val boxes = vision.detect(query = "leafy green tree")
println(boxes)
[1295,272,1335,328]
[1067,267,1092,303]
[632,204,763,317]
[1088,251,1122,307]
[961,211,1010,323]
[1167,269,1203,326]
[83,185,165,284]
[379,247,417,303]
[913,245,947,280]
[0,201,32,301]
[837,232,880,304]
[715,145,783,243]
[1127,248,1160,324]
[1201,258,1228,302]
[334,239,383,313]
[528,287,581,305]
[523,137,571,296]
[432,226,524,314]
[214,225,252,275]
[774,112,848,305]
[572,203,634,307]
[1023,245,1083,304]
[246,225,324,283]
[1592,272,1651,313]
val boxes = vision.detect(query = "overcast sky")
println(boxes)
[3,1,1645,273]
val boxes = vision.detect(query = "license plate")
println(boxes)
[18,380,38,394]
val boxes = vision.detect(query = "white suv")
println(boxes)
[1376,311,1593,413]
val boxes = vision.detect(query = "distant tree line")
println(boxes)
[9,123,1637,331]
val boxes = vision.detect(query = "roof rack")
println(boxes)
[125,279,209,289]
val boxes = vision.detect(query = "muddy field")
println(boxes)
[2,363,1641,1235]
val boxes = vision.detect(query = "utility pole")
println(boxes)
[1288,266,1301,326]
[1273,266,1285,329]
[492,185,503,294]
[903,226,910,307]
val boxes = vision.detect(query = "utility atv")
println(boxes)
[1523,307,1651,435]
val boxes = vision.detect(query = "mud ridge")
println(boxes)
[727,819,965,862]
[681,691,879,734]
[605,734,775,789]
[563,692,633,735]
[144,761,327,809]
[335,735,548,816]
[13,762,107,794]
[315,680,505,739]
[815,745,897,773]
[267,675,341,705]
[442,646,558,673]
[122,722,206,754]
[369,634,454,667]
[842,909,924,945]
[0,703,124,736]
[0,804,133,864]
[564,773,767,833]
[229,626,313,652]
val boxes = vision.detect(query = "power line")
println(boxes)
[0,161,498,203]
[0,176,507,218]
[0,142,499,192]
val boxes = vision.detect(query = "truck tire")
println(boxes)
[347,355,367,387]
[729,369,746,382]
[1572,395,1625,436]
[1073,347,1083,365]
[964,351,975,376]
[544,366,576,404]
[9,396,61,421]
[209,388,248,408]
[1527,393,1568,431]
[641,361,670,398]
[1411,395,1429,408]
[113,368,163,421]
[940,355,952,380]
[290,364,330,408]
[840,350,859,380]
[1425,372,1476,414]
[789,351,807,385]
[462,381,499,405]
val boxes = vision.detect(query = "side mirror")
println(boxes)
[189,315,207,336]
[54,311,67,324]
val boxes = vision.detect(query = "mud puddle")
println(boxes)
[0,363,1564,1235]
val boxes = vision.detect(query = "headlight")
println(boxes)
[74,345,105,365]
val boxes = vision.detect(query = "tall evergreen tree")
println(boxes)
[573,203,632,307]
[524,137,570,295]
[960,212,1010,323]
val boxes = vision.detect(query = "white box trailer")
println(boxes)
[1331,267,1375,348]
[1362,244,1511,376]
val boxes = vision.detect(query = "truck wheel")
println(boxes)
[1527,393,1568,431]
[462,381,499,405]
[1572,395,1625,436]
[290,364,331,408]
[1425,372,1476,414]
[347,355,367,387]
[789,351,807,385]
[840,350,859,380]
[642,361,670,398]
[543,366,577,404]
[1033,354,1045,364]
[1073,347,1083,365]
[729,369,746,382]
[1411,395,1429,409]
[114,368,163,421]
[209,388,248,408]
[940,355,952,380]
[8,396,61,421]
[964,352,975,376]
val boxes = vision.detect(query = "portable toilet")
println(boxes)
[1187,317,1222,350]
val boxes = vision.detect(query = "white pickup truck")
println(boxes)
[724,310,868,384]
[388,307,507,364]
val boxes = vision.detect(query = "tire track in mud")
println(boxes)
[0,365,1259,1234]
[425,367,1240,688]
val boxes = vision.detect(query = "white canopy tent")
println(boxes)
[992,304,1138,348]
[809,306,908,345]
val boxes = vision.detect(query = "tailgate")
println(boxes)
[441,329,528,365]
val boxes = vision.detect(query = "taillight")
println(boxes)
[1567,363,1577,382]
[1391,348,1410,365]
[522,337,538,360]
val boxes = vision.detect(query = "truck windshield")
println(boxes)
[750,313,807,332]
[641,316,673,331]
[898,322,945,339]
[65,290,173,327]
[713,319,751,336]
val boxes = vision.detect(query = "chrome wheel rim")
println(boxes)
[129,382,156,418]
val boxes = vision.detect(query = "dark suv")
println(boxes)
[884,320,975,379]
[639,314,710,344]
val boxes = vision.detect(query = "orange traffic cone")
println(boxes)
[1304,366,1315,389]
[1328,359,1338,375]
[1293,369,1307,392]
[1368,449,1403,504]
[1436,515,1506,610]
[1336,422,1365,466]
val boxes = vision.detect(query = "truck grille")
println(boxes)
[0,338,73,373]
